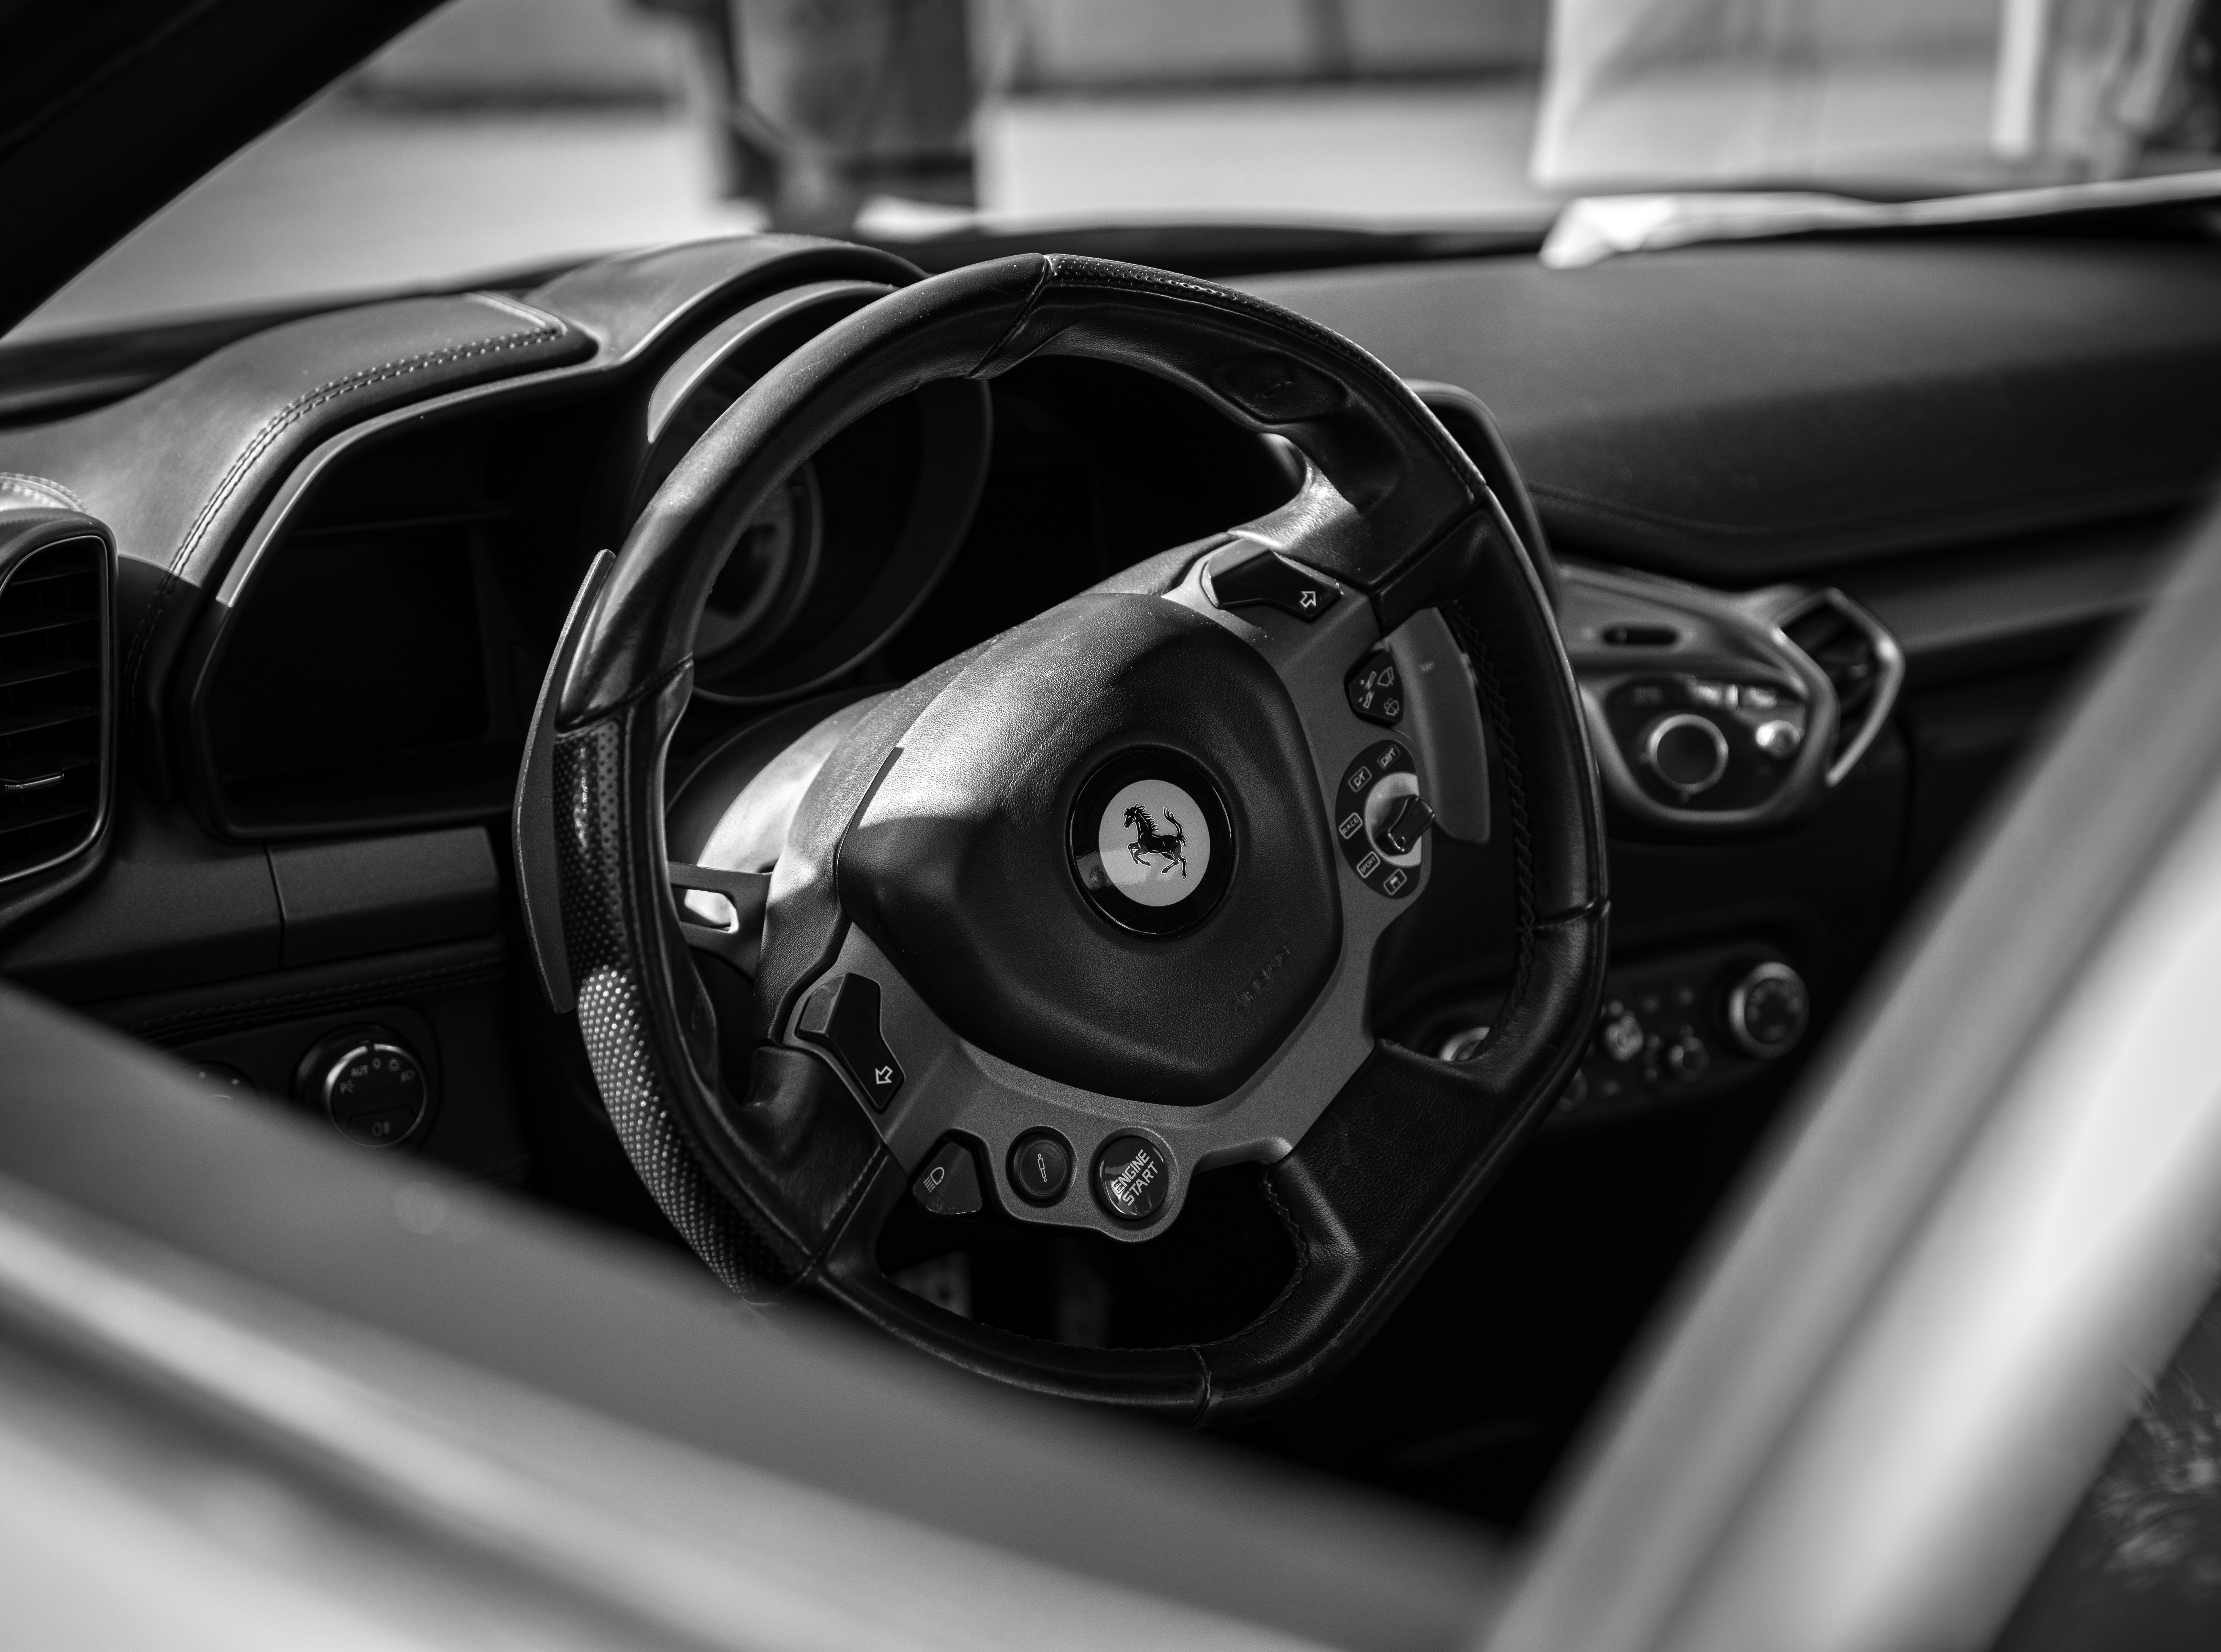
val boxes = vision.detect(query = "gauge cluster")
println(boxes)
[184,256,1289,844]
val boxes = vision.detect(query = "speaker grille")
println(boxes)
[0,536,107,882]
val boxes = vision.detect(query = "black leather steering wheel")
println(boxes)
[522,255,1607,1421]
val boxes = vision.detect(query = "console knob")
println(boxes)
[296,1025,431,1148]
[1643,713,1730,794]
[1726,962,1809,1058]
[1753,719,1802,759]
[1664,1029,1710,1082]
[1375,791,1436,857]
[1598,1002,1645,1063]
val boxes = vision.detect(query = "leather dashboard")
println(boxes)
[1245,238,2221,581]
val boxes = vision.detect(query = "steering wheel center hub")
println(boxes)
[837,593,1340,1103]
[1071,748,1235,934]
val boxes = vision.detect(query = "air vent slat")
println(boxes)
[0,606,92,641]
[0,704,94,739]
[0,748,92,785]
[0,531,108,884]
[0,792,97,835]
[0,652,94,690]
[4,559,96,587]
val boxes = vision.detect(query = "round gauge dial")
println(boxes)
[694,464,823,664]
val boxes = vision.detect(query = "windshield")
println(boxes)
[16,0,2221,340]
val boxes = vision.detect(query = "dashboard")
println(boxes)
[0,227,2212,1524]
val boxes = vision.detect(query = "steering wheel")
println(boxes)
[517,255,1607,1421]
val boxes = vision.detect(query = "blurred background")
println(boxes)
[15,0,2221,337]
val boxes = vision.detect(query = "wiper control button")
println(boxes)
[1010,1131,1073,1205]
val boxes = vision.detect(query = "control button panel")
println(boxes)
[294,1024,431,1149]
[911,1137,985,1217]
[795,973,904,1110]
[1604,677,1808,812]
[1335,738,1427,899]
[1206,547,1341,622]
[1009,1130,1073,1205]
[1427,944,1810,1126]
[1094,1134,1170,1222]
[1345,652,1404,725]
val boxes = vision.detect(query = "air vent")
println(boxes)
[1781,589,1905,786]
[0,535,108,882]
[1602,622,1682,648]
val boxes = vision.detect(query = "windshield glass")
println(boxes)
[16,0,2221,340]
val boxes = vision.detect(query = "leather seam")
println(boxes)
[163,302,568,581]
[1187,1347,1213,1428]
[556,653,694,736]
[799,1138,897,1283]
[971,258,1053,376]
[1537,896,1608,927]
[1247,1166,1315,1322]
[0,472,85,512]
[119,302,572,714]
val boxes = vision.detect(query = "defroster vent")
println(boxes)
[0,529,110,883]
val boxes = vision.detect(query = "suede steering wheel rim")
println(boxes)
[534,255,1608,1422]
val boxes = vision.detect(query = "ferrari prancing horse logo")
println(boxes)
[1097,777,1213,909]
[1123,805,1188,879]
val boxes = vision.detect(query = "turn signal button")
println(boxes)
[796,973,904,1110]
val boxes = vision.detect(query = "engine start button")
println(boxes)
[1094,1135,1169,1222]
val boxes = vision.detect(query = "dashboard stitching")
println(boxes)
[161,305,569,582]
[0,472,84,512]
[117,301,573,729]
